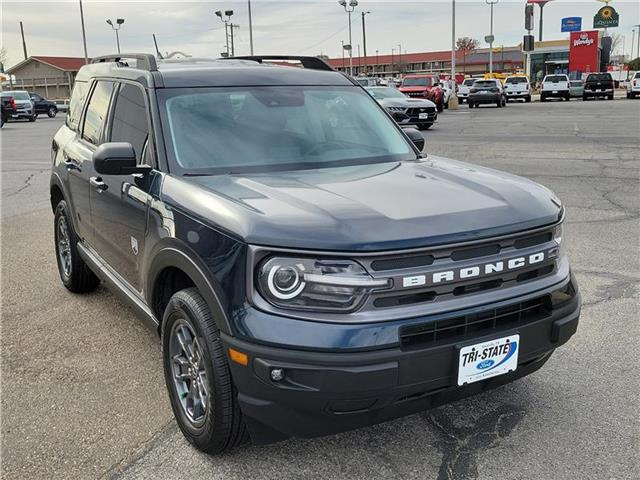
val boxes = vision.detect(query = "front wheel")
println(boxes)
[54,200,100,293]
[47,106,58,118]
[417,123,431,130]
[162,288,248,454]
[608,94,614,100]
[436,97,444,113]
[28,115,36,122]
[525,95,531,103]
[468,102,474,108]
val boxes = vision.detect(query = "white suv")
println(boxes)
[504,76,532,102]
[541,74,570,102]
[457,78,476,103]
[626,72,640,99]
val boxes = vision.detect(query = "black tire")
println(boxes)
[436,97,444,113]
[496,99,502,108]
[54,200,100,293]
[582,95,588,101]
[47,106,58,118]
[540,94,546,103]
[28,115,36,122]
[417,123,431,130]
[525,95,531,103]
[162,288,248,454]
[608,94,614,100]
[468,102,474,108]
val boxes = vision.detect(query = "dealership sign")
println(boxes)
[593,6,619,28]
[561,17,582,32]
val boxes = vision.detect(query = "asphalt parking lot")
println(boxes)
[1,98,639,480]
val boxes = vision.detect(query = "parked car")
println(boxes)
[457,78,476,103]
[399,74,446,112]
[503,76,532,102]
[569,80,584,99]
[29,92,59,117]
[1,94,16,127]
[0,90,36,121]
[540,74,570,102]
[626,71,640,99]
[50,53,580,454]
[468,79,507,108]
[582,73,614,101]
[440,79,455,109]
[366,86,437,130]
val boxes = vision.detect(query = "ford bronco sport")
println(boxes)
[50,54,580,454]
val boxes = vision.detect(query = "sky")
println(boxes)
[1,1,639,69]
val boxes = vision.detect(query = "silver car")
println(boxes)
[0,90,36,122]
[569,80,584,99]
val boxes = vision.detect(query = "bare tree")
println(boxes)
[608,33,623,56]
[456,37,480,74]
[0,47,7,69]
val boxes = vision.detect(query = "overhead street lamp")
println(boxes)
[485,0,498,74]
[361,11,370,72]
[106,18,125,54]
[338,0,359,76]
[215,10,239,57]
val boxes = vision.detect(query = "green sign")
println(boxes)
[593,5,619,28]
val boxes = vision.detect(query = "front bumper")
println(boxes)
[505,91,529,97]
[542,90,569,98]
[224,277,580,444]
[11,108,34,119]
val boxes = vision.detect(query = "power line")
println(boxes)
[293,17,357,55]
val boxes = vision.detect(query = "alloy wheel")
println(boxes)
[169,319,209,426]
[57,215,72,278]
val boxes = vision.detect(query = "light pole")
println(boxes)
[486,0,498,74]
[106,18,125,54]
[247,1,254,55]
[338,0,358,76]
[79,1,88,64]
[215,10,238,57]
[375,49,379,75]
[361,11,370,73]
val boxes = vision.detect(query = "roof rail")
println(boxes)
[91,53,158,72]
[224,55,334,72]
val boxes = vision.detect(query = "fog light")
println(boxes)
[270,368,285,381]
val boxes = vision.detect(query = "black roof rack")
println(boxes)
[91,53,158,72]
[224,55,334,72]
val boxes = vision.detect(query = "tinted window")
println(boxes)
[474,81,497,88]
[82,81,114,145]
[586,73,612,81]
[463,79,476,86]
[110,84,149,162]
[67,81,89,131]
[403,77,432,87]
[3,91,30,101]
[160,86,414,175]
[545,75,567,82]
[505,77,528,84]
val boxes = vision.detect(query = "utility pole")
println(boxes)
[78,1,89,64]
[361,11,370,72]
[20,21,28,60]
[248,0,254,55]
[536,1,550,42]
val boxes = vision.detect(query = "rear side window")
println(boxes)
[66,81,89,131]
[110,84,150,162]
[82,81,115,145]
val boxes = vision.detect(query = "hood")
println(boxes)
[163,158,562,252]
[379,98,436,109]
[14,99,32,106]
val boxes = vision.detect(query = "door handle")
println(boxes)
[62,154,80,172]
[90,177,108,192]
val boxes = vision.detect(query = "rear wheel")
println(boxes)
[162,288,248,454]
[608,94,614,100]
[47,106,58,118]
[54,200,100,293]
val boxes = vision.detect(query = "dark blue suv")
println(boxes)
[50,54,580,453]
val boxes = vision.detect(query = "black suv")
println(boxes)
[50,54,580,454]
[29,92,59,117]
[583,72,614,101]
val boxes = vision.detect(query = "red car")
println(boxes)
[399,74,445,112]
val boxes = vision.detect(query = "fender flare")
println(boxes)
[144,241,234,335]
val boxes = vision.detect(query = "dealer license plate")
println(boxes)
[419,113,430,119]
[457,334,519,386]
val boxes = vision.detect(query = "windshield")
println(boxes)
[2,91,30,101]
[463,79,476,86]
[505,77,528,84]
[366,87,406,99]
[545,76,566,83]
[159,86,415,175]
[402,77,432,87]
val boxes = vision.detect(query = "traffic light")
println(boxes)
[525,4,534,31]
[523,35,535,52]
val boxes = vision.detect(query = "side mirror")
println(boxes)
[403,127,425,152]
[93,142,150,175]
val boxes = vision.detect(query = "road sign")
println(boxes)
[484,35,495,44]
[561,17,582,32]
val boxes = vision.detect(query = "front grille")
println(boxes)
[399,295,550,349]
[406,107,436,116]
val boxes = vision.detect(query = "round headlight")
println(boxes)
[267,264,305,300]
